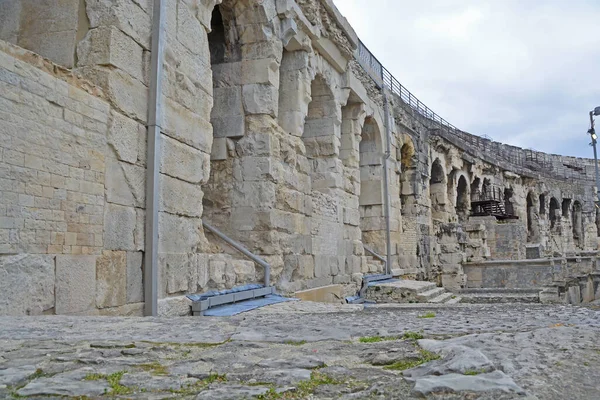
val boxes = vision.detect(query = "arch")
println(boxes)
[572,201,583,248]
[399,136,417,209]
[209,4,244,139]
[429,159,446,221]
[550,197,560,229]
[471,177,481,200]
[504,187,514,216]
[596,206,600,237]
[526,192,539,243]
[539,194,546,215]
[359,116,383,206]
[456,175,469,219]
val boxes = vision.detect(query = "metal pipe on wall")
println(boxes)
[144,0,166,317]
[382,89,392,276]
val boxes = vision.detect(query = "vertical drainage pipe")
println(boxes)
[382,89,392,276]
[144,0,165,316]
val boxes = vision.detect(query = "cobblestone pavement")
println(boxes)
[1,302,599,399]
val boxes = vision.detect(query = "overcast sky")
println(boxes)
[334,0,600,158]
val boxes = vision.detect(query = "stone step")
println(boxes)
[429,292,454,304]
[364,280,438,303]
[446,296,463,304]
[416,287,446,302]
[460,292,539,304]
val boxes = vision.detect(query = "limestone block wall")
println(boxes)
[1,0,600,316]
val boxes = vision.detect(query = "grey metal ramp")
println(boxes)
[189,285,276,316]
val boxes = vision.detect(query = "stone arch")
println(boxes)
[526,191,540,243]
[471,177,481,201]
[550,197,560,229]
[504,187,515,216]
[399,136,417,209]
[572,201,583,248]
[456,175,469,220]
[430,159,447,221]
[482,178,491,198]
[359,116,383,207]
[596,206,600,237]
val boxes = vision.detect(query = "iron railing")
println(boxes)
[354,39,589,182]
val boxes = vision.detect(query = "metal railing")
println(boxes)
[364,245,388,274]
[202,221,271,287]
[355,39,589,182]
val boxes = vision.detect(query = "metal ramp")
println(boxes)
[189,285,277,316]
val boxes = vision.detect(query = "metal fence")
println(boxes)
[354,39,588,182]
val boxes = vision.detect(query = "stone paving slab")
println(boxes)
[0,302,599,399]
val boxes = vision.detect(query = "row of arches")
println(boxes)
[429,159,587,249]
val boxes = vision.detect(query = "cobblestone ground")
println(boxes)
[1,302,599,399]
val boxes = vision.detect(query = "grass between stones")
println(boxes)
[417,312,436,319]
[359,331,425,343]
[167,373,227,396]
[383,349,440,371]
[138,361,169,376]
[256,371,343,400]
[84,370,131,395]
[283,340,307,346]
[463,369,485,376]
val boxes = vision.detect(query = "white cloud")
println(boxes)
[334,0,600,157]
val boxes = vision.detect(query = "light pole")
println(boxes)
[589,106,600,204]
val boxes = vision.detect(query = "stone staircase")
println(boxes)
[364,280,461,304]
[458,288,540,304]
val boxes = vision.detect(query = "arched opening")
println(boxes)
[456,175,469,220]
[471,177,481,202]
[562,199,571,218]
[503,188,514,216]
[526,192,539,242]
[539,194,546,216]
[204,3,243,228]
[359,116,384,255]
[359,117,383,207]
[429,159,446,221]
[550,198,560,229]
[399,139,416,209]
[572,201,583,249]
[482,178,491,198]
[596,207,600,237]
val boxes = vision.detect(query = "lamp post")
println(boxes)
[589,106,600,203]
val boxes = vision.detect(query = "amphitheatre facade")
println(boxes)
[0,0,598,316]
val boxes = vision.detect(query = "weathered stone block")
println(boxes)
[96,250,127,308]
[161,253,196,294]
[163,97,213,153]
[108,111,144,164]
[242,83,278,116]
[77,26,144,82]
[160,135,209,184]
[104,203,136,251]
[18,0,80,67]
[126,251,143,303]
[55,255,97,314]
[160,174,203,217]
[86,0,152,50]
[106,158,145,207]
[0,254,55,315]
[158,212,200,254]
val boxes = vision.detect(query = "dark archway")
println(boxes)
[572,201,583,249]
[526,192,539,243]
[562,199,571,218]
[503,188,514,216]
[550,197,560,229]
[456,175,469,220]
[430,159,446,221]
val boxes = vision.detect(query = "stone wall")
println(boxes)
[1,0,599,315]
